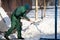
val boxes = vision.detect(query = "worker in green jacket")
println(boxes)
[4,4,31,40]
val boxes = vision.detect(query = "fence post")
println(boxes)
[43,0,46,17]
[35,0,38,20]
[55,0,58,40]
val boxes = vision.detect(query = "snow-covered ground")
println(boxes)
[0,8,60,40]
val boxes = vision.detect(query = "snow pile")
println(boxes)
[0,7,11,28]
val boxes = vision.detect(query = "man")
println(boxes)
[4,4,31,40]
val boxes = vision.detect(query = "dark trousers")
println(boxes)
[5,19,22,39]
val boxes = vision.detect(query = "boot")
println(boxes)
[4,32,10,40]
[4,35,10,40]
[18,37,24,39]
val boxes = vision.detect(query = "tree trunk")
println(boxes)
[35,0,38,20]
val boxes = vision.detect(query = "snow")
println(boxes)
[0,8,60,40]
[0,7,11,28]
[0,7,11,32]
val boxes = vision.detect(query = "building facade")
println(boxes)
[0,0,60,17]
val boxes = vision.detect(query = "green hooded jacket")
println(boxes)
[11,6,30,22]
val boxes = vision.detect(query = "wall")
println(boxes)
[1,0,32,17]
